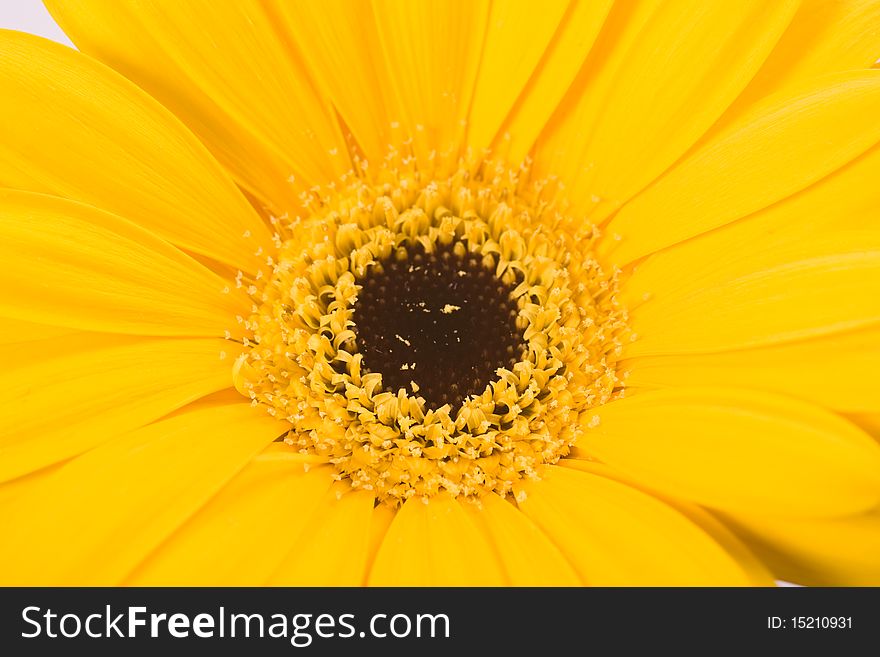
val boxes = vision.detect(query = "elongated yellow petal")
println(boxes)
[0,403,285,585]
[535,0,797,216]
[368,494,505,585]
[622,231,880,356]
[560,459,775,586]
[621,131,880,298]
[462,493,581,585]
[0,334,236,481]
[493,0,614,162]
[269,487,375,586]
[731,0,880,113]
[267,0,393,165]
[625,328,880,413]
[848,413,880,440]
[601,70,880,264]
[0,464,62,507]
[620,127,880,303]
[0,318,72,345]
[45,0,348,211]
[365,504,396,585]
[467,0,581,152]
[721,509,880,586]
[530,0,655,181]
[517,466,754,585]
[127,449,334,586]
[576,388,880,517]
[620,138,880,319]
[0,30,269,272]
[372,0,489,165]
[0,190,247,337]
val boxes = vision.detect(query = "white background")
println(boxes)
[0,0,73,46]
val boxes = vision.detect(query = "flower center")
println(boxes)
[353,242,525,411]
[232,158,631,505]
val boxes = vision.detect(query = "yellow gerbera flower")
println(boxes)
[1,0,880,586]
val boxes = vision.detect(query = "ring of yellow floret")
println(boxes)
[233,160,630,505]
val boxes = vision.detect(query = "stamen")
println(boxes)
[232,156,631,506]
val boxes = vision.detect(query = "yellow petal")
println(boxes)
[730,0,880,113]
[0,464,63,508]
[625,328,880,413]
[365,503,396,584]
[467,0,604,153]
[535,0,798,216]
[368,493,505,586]
[848,413,880,440]
[127,450,334,586]
[372,0,489,165]
[0,29,269,272]
[268,487,376,586]
[493,0,614,163]
[517,465,754,585]
[618,147,880,358]
[462,493,581,585]
[623,231,880,356]
[0,317,73,345]
[624,127,880,282]
[560,459,775,586]
[267,0,393,165]
[601,70,880,264]
[0,190,247,337]
[721,509,880,586]
[0,334,236,481]
[45,0,348,211]
[620,139,880,313]
[0,402,285,585]
[576,388,880,517]
[530,0,655,182]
